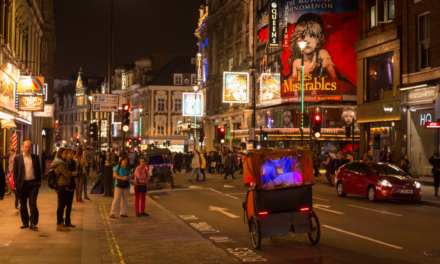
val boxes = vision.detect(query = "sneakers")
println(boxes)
[56,224,70,231]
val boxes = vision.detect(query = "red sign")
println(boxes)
[425,122,440,129]
[282,95,341,103]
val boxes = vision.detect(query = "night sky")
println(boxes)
[54,0,205,80]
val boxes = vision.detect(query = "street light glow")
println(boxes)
[193,85,199,92]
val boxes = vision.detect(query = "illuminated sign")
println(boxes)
[44,83,48,101]
[122,70,126,90]
[182,93,203,117]
[197,53,203,83]
[222,72,249,103]
[17,76,44,94]
[282,95,341,103]
[425,122,440,129]
[383,103,394,115]
[33,104,54,117]
[18,95,44,111]
[420,113,432,126]
[269,1,279,47]
[281,0,358,100]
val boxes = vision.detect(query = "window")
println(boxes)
[419,12,431,70]
[77,95,84,106]
[228,57,234,71]
[219,60,224,74]
[174,74,182,85]
[157,125,164,135]
[366,52,394,103]
[175,99,182,112]
[370,0,394,28]
[158,98,165,111]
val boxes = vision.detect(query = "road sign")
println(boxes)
[425,122,440,129]
[92,94,119,112]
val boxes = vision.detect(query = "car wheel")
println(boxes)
[337,182,346,197]
[368,186,377,202]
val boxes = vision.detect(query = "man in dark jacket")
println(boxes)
[429,154,440,197]
[0,160,5,200]
[322,152,333,186]
[13,141,42,231]
[224,151,236,180]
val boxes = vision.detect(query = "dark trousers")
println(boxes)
[325,170,333,185]
[65,190,75,224]
[313,166,320,177]
[224,167,234,179]
[434,174,440,195]
[201,169,206,180]
[57,187,70,225]
[85,162,91,176]
[17,180,40,225]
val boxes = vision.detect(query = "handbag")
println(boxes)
[137,184,147,193]
[116,166,129,188]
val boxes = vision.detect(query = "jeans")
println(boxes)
[111,188,130,215]
[134,185,147,213]
[56,187,69,225]
[190,168,202,180]
[17,180,40,225]
[65,191,75,224]
[75,174,85,201]
[201,169,206,180]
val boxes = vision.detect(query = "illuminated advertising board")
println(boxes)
[269,1,279,47]
[222,72,249,103]
[33,104,54,117]
[281,0,358,102]
[17,76,44,94]
[257,73,282,107]
[18,95,44,111]
[182,93,203,117]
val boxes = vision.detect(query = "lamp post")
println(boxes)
[88,96,93,149]
[220,139,225,151]
[298,41,307,147]
[193,85,199,152]
[139,105,143,150]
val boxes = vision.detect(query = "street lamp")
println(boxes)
[193,85,199,151]
[298,40,307,146]
[88,95,93,149]
[220,138,225,151]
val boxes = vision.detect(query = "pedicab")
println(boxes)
[143,148,175,189]
[241,146,320,249]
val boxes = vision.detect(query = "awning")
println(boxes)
[1,119,17,129]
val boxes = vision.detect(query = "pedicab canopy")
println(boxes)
[241,146,314,190]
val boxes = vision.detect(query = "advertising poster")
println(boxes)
[281,0,358,102]
[18,95,44,111]
[182,93,203,117]
[0,76,16,111]
[223,72,249,103]
[259,73,281,103]
[17,76,44,94]
[33,104,54,117]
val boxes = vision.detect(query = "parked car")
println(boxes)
[335,161,421,202]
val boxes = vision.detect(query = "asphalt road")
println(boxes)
[150,171,440,264]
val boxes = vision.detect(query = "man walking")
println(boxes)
[224,151,236,180]
[323,152,334,187]
[188,150,202,181]
[85,148,93,175]
[13,141,41,231]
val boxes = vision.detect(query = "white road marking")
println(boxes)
[323,225,403,249]
[224,185,236,188]
[347,204,402,216]
[209,206,240,218]
[314,204,345,214]
[225,194,239,199]
[189,185,202,189]
[209,189,223,194]
[179,215,198,220]
[313,197,329,201]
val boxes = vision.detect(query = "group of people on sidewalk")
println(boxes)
[187,150,237,181]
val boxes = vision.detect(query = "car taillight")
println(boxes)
[300,208,309,211]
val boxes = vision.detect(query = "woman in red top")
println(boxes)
[134,157,150,216]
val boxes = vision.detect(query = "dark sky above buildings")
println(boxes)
[54,0,204,80]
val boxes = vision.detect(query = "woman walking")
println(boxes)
[51,148,76,231]
[66,149,77,227]
[134,157,150,216]
[110,156,133,218]
[73,147,87,203]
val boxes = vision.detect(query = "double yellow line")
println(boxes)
[99,203,125,264]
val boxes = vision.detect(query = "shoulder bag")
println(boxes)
[116,165,129,188]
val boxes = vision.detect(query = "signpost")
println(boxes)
[92,94,119,112]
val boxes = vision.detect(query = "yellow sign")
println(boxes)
[17,76,44,94]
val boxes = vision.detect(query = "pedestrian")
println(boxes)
[224,151,236,180]
[336,151,342,160]
[73,147,88,203]
[361,152,371,162]
[66,149,77,226]
[128,151,135,170]
[200,151,206,180]
[51,148,75,231]
[110,156,133,218]
[322,152,334,187]
[0,148,16,196]
[82,149,91,201]
[6,148,20,215]
[189,150,202,181]
[13,141,41,231]
[367,151,373,161]
[401,154,411,175]
[85,148,93,175]
[312,152,321,177]
[134,156,150,217]
[382,152,393,163]
[100,151,106,173]
[429,154,440,197]
[345,151,354,162]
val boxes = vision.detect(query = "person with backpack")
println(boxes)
[322,152,334,186]
[51,148,77,231]
[110,156,133,218]
[134,156,150,217]
[189,150,202,181]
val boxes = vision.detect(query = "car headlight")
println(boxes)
[379,180,392,187]
[414,181,421,188]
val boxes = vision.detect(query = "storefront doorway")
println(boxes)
[409,108,436,176]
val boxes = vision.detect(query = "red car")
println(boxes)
[335,161,422,202]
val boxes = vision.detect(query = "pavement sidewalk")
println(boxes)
[0,170,237,264]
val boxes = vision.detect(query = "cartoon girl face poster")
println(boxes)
[281,0,358,101]
[223,72,249,103]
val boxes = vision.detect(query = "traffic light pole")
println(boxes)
[121,131,125,156]
[309,115,313,151]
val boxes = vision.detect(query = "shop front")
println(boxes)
[400,84,439,176]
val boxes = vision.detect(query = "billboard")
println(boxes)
[182,93,203,117]
[17,76,44,94]
[223,72,249,103]
[33,104,54,117]
[257,73,282,107]
[281,0,358,102]
[18,95,44,111]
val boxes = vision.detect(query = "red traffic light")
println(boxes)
[128,139,132,143]
[138,137,142,142]
[314,114,321,122]
[55,121,59,127]
[123,104,131,112]
[76,136,80,140]
[220,127,225,133]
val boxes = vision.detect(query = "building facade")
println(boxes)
[355,0,402,164]
[400,0,440,175]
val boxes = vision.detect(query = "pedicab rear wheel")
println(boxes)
[250,216,262,250]
[308,210,321,245]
